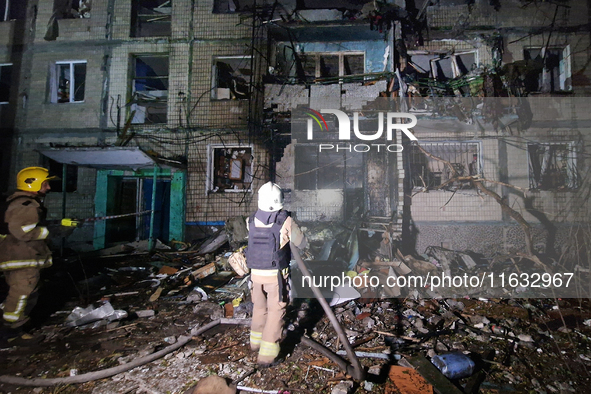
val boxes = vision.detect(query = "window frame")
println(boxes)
[408,141,482,191]
[294,145,363,191]
[206,144,254,194]
[50,60,87,104]
[130,54,169,125]
[523,45,572,93]
[527,141,578,191]
[299,51,365,82]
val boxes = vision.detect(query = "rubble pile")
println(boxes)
[0,230,589,393]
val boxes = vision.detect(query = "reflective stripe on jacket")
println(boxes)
[0,191,53,271]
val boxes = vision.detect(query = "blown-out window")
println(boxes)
[212,56,252,100]
[295,146,363,191]
[408,142,481,190]
[131,55,169,124]
[213,0,256,13]
[50,61,86,103]
[52,0,91,19]
[528,142,577,190]
[431,52,476,81]
[131,0,171,37]
[207,145,253,193]
[523,46,571,92]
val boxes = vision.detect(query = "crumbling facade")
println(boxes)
[1,0,590,261]
[263,0,591,261]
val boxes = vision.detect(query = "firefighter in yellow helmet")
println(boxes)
[245,182,307,367]
[0,167,76,333]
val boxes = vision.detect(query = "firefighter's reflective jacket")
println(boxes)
[0,191,52,271]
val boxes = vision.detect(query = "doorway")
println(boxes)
[104,177,171,245]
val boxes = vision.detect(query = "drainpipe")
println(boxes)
[148,164,158,251]
[290,242,366,381]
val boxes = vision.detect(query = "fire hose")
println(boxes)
[0,319,250,387]
[0,244,365,386]
[290,242,366,381]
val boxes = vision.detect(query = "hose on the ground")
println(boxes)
[0,318,250,387]
[290,242,366,381]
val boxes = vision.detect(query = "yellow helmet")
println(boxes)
[17,167,58,192]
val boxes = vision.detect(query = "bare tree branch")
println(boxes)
[411,142,549,267]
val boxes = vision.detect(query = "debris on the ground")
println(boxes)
[64,301,127,328]
[385,365,433,394]
[0,232,590,393]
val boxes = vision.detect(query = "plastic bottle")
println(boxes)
[431,352,476,379]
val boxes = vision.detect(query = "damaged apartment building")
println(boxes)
[1,0,590,262]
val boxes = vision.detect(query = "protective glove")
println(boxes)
[61,218,80,227]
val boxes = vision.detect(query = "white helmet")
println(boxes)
[258,182,284,212]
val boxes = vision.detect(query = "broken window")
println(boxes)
[131,0,171,38]
[131,55,168,124]
[42,157,78,193]
[207,146,253,193]
[407,53,432,76]
[52,0,91,19]
[430,52,477,81]
[408,142,480,190]
[454,52,476,76]
[212,0,257,13]
[211,56,252,100]
[295,146,348,190]
[528,143,577,190]
[298,52,364,83]
[49,61,86,103]
[1,0,26,21]
[524,47,571,92]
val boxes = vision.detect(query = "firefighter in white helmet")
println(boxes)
[0,167,78,336]
[245,182,307,367]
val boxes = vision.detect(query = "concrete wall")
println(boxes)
[7,0,270,247]
[5,0,591,251]
[410,98,591,259]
